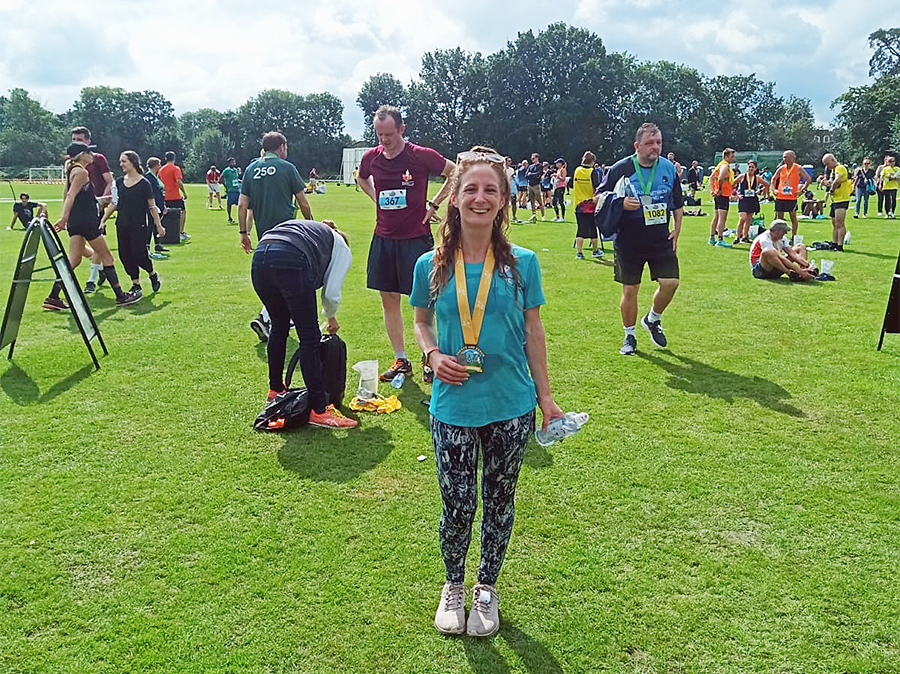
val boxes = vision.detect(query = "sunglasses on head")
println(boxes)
[457,150,505,164]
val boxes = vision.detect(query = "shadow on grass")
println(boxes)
[277,424,393,482]
[1,362,94,405]
[463,620,563,673]
[637,351,805,417]
[395,377,432,431]
[840,248,898,261]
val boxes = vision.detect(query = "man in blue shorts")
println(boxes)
[599,122,683,355]
[221,157,241,224]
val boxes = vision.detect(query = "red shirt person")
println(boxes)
[356,105,455,382]
[206,165,222,209]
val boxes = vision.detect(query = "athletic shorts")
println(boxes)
[752,261,783,279]
[830,201,849,216]
[207,182,220,193]
[165,199,185,211]
[517,185,527,193]
[614,249,679,285]
[367,233,434,295]
[774,199,797,213]
[67,220,102,241]
[575,211,597,239]
[527,184,543,202]
[738,197,760,214]
[714,195,731,211]
[226,191,240,206]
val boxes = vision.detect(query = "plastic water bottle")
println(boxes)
[391,372,405,389]
[843,231,851,246]
[534,412,589,446]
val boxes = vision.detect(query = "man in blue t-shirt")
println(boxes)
[524,153,546,222]
[599,122,683,355]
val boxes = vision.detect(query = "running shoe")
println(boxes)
[715,239,732,248]
[250,317,270,342]
[575,252,585,260]
[620,334,637,355]
[116,290,142,306]
[592,249,604,259]
[42,296,69,311]
[148,252,167,260]
[150,274,161,293]
[84,281,97,294]
[434,582,466,635]
[155,245,170,253]
[266,389,284,403]
[641,314,668,348]
[380,358,412,382]
[309,404,358,428]
[180,232,191,241]
[707,236,716,246]
[466,584,500,637]
[228,219,235,225]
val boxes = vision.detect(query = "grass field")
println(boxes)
[1,180,899,674]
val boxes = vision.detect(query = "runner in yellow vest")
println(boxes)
[822,153,851,250]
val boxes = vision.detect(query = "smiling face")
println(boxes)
[119,153,134,172]
[451,163,505,231]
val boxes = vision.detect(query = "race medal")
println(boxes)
[454,247,495,375]
[641,194,652,206]
[642,202,667,226]
[456,345,485,373]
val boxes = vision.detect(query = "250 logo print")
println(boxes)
[253,165,277,179]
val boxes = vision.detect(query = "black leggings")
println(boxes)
[552,187,566,218]
[117,225,154,281]
[884,189,897,216]
[251,241,327,411]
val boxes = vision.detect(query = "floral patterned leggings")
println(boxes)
[431,410,535,586]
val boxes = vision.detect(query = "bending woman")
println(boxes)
[44,142,138,310]
[411,146,563,638]
[251,219,357,429]
[101,151,165,298]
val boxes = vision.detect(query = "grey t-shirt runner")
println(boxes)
[240,152,305,237]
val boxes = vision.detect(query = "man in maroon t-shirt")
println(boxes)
[71,126,114,292]
[356,105,455,383]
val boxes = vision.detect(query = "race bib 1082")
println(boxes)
[643,203,667,226]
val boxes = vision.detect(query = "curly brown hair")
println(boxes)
[430,146,521,304]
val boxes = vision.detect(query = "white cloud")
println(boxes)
[0,0,887,139]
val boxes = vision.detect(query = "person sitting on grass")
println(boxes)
[801,190,825,218]
[9,193,48,230]
[749,219,816,281]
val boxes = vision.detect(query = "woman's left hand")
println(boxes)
[538,396,564,432]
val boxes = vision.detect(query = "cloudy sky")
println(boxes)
[0,0,888,140]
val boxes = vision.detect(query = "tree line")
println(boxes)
[1,23,898,181]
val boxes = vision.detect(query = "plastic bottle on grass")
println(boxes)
[391,372,405,389]
[843,231,851,246]
[534,412,589,446]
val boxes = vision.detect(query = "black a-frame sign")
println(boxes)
[878,249,900,351]
[0,217,107,369]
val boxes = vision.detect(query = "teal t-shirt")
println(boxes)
[410,245,545,427]
[221,166,241,193]
[240,153,305,236]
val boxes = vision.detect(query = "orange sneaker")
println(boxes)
[309,404,358,429]
[266,389,284,403]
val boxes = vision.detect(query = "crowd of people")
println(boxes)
[13,108,897,641]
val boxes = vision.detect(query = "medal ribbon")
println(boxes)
[455,247,495,346]
[631,155,658,196]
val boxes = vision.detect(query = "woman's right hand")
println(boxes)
[431,353,469,386]
[53,218,66,232]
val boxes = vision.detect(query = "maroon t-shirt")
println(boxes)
[86,152,112,198]
[358,142,447,239]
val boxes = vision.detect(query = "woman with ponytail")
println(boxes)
[101,151,165,299]
[411,146,563,637]
[44,142,139,310]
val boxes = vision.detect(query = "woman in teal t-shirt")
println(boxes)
[411,146,563,638]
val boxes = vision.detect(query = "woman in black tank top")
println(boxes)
[42,142,139,310]
[733,160,770,244]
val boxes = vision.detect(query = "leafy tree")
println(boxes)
[186,128,229,180]
[833,76,900,158]
[868,28,900,78]
[406,48,488,158]
[0,89,65,168]
[356,73,406,144]
[180,108,224,148]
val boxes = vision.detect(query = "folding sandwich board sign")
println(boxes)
[0,217,107,369]
[878,249,900,351]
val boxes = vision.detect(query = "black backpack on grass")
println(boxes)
[285,333,347,408]
[254,388,310,431]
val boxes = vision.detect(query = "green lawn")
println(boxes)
[1,182,899,674]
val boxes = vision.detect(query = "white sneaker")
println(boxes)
[435,582,466,635]
[466,584,499,637]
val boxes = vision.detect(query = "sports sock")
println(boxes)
[88,263,102,283]
[395,351,407,361]
[648,309,663,323]
[103,265,125,300]
[624,325,636,337]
